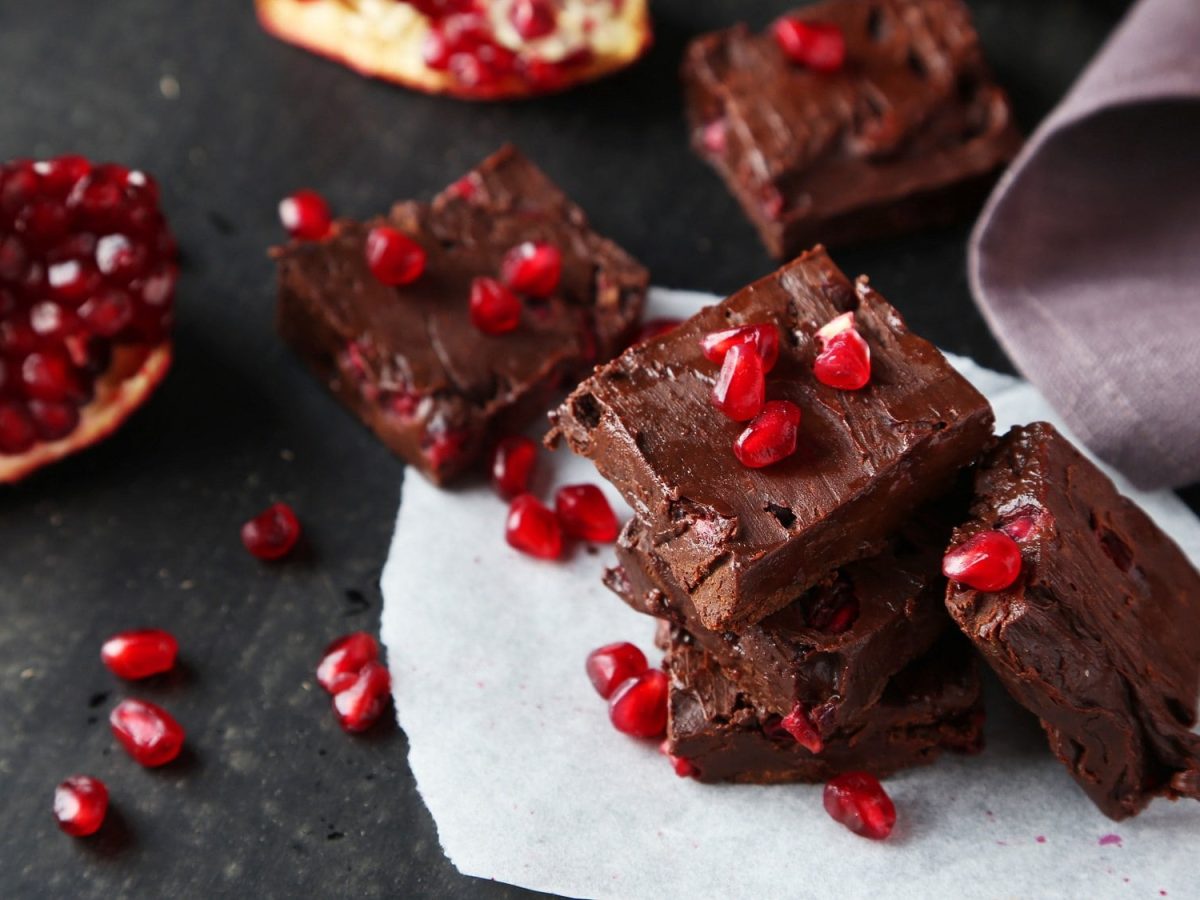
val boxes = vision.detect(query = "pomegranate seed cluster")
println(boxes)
[318,632,393,733]
[585,642,674,746]
[0,156,177,457]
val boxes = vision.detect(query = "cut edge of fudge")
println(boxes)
[945,422,1200,820]
[274,144,649,485]
[549,246,994,631]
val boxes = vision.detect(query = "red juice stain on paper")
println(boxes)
[1035,836,1046,844]
[1098,833,1122,847]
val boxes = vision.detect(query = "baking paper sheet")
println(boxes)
[380,289,1200,900]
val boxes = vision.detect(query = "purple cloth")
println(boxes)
[969,0,1200,490]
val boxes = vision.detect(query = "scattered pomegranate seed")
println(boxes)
[814,312,871,390]
[332,660,392,733]
[631,317,682,345]
[100,628,178,680]
[278,189,332,240]
[710,343,765,421]
[733,400,802,468]
[505,493,563,560]
[608,669,669,738]
[942,530,1023,591]
[586,642,648,699]
[490,435,538,499]
[53,775,108,837]
[317,632,380,694]
[699,322,781,372]
[781,702,823,753]
[500,241,562,298]
[555,483,619,542]
[774,18,847,73]
[823,772,896,840]
[109,698,185,767]
[365,226,426,286]
[241,502,302,560]
[469,276,522,335]
[509,0,557,40]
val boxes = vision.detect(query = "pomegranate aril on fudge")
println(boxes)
[733,400,801,468]
[0,156,176,482]
[500,240,562,297]
[555,483,619,542]
[332,660,392,733]
[773,18,846,73]
[101,628,178,680]
[278,189,332,240]
[813,312,871,390]
[943,530,1023,591]
[53,775,109,837]
[110,698,185,767]
[710,342,765,421]
[241,502,302,560]
[365,226,426,286]
[505,493,563,560]
[608,668,668,738]
[780,702,823,754]
[317,631,380,694]
[490,435,539,500]
[699,322,780,372]
[586,641,648,699]
[469,276,522,335]
[823,772,896,840]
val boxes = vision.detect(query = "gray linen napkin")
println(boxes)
[969,0,1200,490]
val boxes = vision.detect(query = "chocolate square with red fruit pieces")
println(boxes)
[944,422,1200,821]
[549,246,993,631]
[663,627,983,784]
[273,144,648,485]
[681,0,1022,257]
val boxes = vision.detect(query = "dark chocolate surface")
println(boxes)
[683,0,1023,257]
[275,145,648,484]
[552,247,994,630]
[607,514,951,734]
[946,423,1200,820]
[666,628,983,783]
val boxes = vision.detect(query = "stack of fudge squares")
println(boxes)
[550,248,1200,821]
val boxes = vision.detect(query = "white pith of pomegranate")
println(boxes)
[0,156,176,482]
[255,0,652,100]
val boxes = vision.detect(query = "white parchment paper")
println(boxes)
[381,289,1200,900]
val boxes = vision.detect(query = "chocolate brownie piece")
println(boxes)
[945,422,1200,820]
[605,514,951,737]
[274,145,648,485]
[682,0,1022,257]
[550,247,993,631]
[665,628,983,784]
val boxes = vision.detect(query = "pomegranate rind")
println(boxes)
[255,0,652,100]
[0,343,171,484]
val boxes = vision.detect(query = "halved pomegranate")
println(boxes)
[0,157,176,483]
[256,0,652,100]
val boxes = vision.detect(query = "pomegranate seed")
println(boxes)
[100,628,178,679]
[555,483,619,542]
[586,642,648,698]
[710,342,765,421]
[669,754,697,777]
[505,493,563,560]
[78,288,134,337]
[823,772,896,840]
[469,276,522,335]
[509,0,557,39]
[407,0,476,17]
[365,226,426,286]
[807,594,860,634]
[40,155,92,198]
[279,189,332,240]
[109,698,185,767]
[774,18,847,73]
[53,775,108,837]
[814,312,871,390]
[29,400,80,441]
[317,631,380,694]
[500,241,562,298]
[21,351,83,403]
[332,660,391,733]
[781,702,823,753]
[733,400,802,468]
[609,669,669,738]
[0,401,36,453]
[942,530,1023,591]
[700,322,781,372]
[489,435,538,499]
[631,317,682,345]
[701,120,727,155]
[241,502,302,560]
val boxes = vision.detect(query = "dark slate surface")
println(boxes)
[4,1,1186,897]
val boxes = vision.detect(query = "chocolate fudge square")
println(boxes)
[945,423,1200,820]
[606,514,951,737]
[682,0,1022,257]
[550,247,993,631]
[274,145,648,485]
[665,628,983,784]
